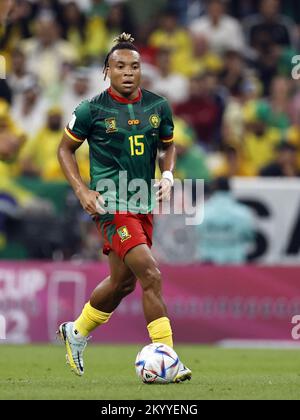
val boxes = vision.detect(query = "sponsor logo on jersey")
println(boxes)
[128,119,140,126]
[105,117,118,133]
[149,114,161,128]
[117,226,132,242]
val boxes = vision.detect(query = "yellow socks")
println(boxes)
[74,305,173,348]
[74,302,113,337]
[147,317,173,348]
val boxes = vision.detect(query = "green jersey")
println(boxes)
[65,88,174,213]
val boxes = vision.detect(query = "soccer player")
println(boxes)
[57,33,192,382]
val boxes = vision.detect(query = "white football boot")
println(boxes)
[57,322,88,376]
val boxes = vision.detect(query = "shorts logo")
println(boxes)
[105,117,118,133]
[128,119,140,126]
[117,226,132,242]
[149,114,161,128]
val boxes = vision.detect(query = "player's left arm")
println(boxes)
[157,142,176,201]
[156,100,176,202]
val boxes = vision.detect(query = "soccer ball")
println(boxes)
[135,343,180,384]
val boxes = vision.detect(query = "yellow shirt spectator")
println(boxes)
[176,32,223,78]
[85,16,108,58]
[177,51,223,78]
[243,127,282,174]
[211,148,255,178]
[21,107,90,182]
[241,100,282,173]
[148,16,192,76]
[0,100,33,206]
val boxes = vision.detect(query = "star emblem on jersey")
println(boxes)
[117,226,132,242]
[149,114,161,128]
[105,117,118,133]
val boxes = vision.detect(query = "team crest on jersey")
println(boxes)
[117,226,132,242]
[105,117,118,133]
[149,114,161,128]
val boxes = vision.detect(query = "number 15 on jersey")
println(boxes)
[129,135,145,156]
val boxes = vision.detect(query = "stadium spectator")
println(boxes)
[61,67,94,124]
[21,106,89,182]
[150,48,189,104]
[7,48,36,99]
[179,32,223,78]
[198,177,255,264]
[253,76,292,134]
[244,1,298,95]
[251,41,293,96]
[0,99,25,162]
[0,99,35,209]
[11,77,48,138]
[211,145,255,178]
[244,0,296,52]
[21,12,79,93]
[74,1,134,62]
[104,2,134,50]
[260,142,300,177]
[242,101,282,174]
[222,76,262,148]
[219,50,246,96]
[84,7,107,60]
[60,1,87,61]
[20,106,64,179]
[0,0,33,51]
[175,72,224,150]
[189,0,246,55]
[172,117,211,182]
[148,9,192,75]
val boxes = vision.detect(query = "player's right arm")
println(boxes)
[57,101,104,216]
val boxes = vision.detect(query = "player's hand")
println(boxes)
[77,188,105,216]
[155,178,172,202]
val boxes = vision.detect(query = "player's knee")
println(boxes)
[142,267,162,295]
[121,280,136,296]
[117,277,136,297]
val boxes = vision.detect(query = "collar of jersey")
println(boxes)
[107,87,142,104]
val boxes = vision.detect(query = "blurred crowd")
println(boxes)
[0,0,300,262]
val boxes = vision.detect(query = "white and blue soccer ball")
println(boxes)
[135,343,180,384]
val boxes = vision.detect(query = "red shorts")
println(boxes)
[94,213,153,260]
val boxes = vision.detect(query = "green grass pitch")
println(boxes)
[0,344,300,400]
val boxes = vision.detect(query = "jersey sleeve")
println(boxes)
[65,100,92,143]
[159,100,174,145]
